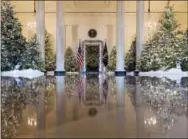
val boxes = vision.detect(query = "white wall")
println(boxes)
[13,1,188,54]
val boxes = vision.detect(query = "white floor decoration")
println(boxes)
[107,71,114,76]
[66,72,79,75]
[1,69,44,79]
[107,68,187,83]
[126,72,134,76]
[139,68,188,82]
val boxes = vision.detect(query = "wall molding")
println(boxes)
[15,11,188,14]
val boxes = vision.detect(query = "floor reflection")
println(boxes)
[1,75,188,138]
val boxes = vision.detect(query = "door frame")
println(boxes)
[81,40,104,73]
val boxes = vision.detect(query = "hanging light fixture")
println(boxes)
[144,116,157,126]
[144,1,158,38]
[34,0,36,14]
[27,22,36,29]
[27,114,37,127]
[148,0,151,13]
[167,0,171,6]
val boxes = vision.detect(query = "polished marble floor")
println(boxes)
[1,75,188,138]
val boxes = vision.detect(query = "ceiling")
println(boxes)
[11,1,188,13]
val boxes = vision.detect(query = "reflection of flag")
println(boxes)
[77,42,83,69]
[76,77,84,102]
[102,42,108,67]
[103,79,108,103]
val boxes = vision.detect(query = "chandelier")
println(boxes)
[144,21,158,30]
[27,114,37,127]
[144,116,157,126]
[144,20,158,39]
[27,22,36,29]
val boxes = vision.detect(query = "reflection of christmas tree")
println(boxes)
[125,76,136,108]
[140,77,187,134]
[64,75,79,99]
[2,105,22,138]
[181,77,188,88]
[1,79,26,138]
[1,77,55,138]
[22,77,44,107]
[24,76,55,112]
[44,77,55,112]
[126,76,187,136]
[108,75,117,100]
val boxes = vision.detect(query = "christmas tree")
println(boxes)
[65,47,78,72]
[139,5,182,71]
[1,1,26,71]
[108,46,116,71]
[125,37,136,72]
[34,30,56,71]
[21,37,44,70]
[44,30,56,71]
[180,29,188,71]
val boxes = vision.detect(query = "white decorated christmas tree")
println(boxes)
[65,47,78,72]
[180,29,188,71]
[108,46,116,71]
[139,5,183,71]
[21,37,44,70]
[1,1,26,71]
[125,37,136,72]
[44,30,56,71]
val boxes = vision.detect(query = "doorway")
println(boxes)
[86,44,99,72]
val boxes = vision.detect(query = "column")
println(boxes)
[36,77,45,138]
[116,1,126,76]
[136,1,144,73]
[116,76,125,137]
[36,1,45,62]
[55,1,65,75]
[135,77,145,138]
[56,76,65,137]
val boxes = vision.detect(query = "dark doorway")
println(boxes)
[86,44,99,72]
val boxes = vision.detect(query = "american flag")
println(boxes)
[102,79,108,103]
[102,41,108,67]
[77,42,83,69]
[76,77,84,102]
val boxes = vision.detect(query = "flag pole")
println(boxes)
[79,39,82,73]
[104,39,107,73]
[80,39,84,74]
